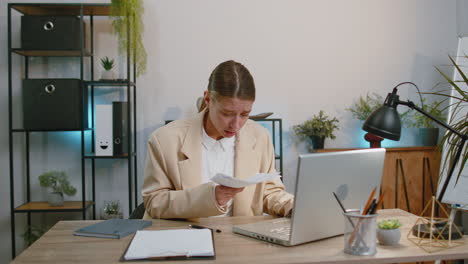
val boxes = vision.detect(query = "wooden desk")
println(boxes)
[11,209,468,264]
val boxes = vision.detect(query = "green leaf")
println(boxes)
[37,171,76,197]
[293,110,339,140]
[378,219,402,229]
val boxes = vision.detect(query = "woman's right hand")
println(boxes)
[215,185,245,206]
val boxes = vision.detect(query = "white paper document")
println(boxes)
[124,229,214,260]
[211,172,281,188]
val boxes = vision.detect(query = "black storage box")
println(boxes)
[113,102,129,155]
[21,16,85,50]
[22,79,89,130]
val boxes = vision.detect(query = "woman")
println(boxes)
[142,60,293,219]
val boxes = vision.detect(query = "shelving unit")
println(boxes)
[255,118,283,174]
[7,3,138,258]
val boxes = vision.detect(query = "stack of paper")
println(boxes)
[124,229,214,260]
[211,172,280,188]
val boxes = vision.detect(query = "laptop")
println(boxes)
[232,148,386,246]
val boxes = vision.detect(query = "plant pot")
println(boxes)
[101,70,115,80]
[419,128,439,146]
[102,212,123,220]
[47,192,64,206]
[377,228,401,245]
[309,136,325,150]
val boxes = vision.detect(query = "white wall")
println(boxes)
[139,0,459,189]
[0,0,463,262]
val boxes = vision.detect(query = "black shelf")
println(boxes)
[8,2,138,258]
[85,80,135,87]
[14,201,94,213]
[84,153,136,159]
[11,3,113,16]
[255,118,283,174]
[12,128,92,132]
[12,49,92,57]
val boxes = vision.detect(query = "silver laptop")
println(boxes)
[232,148,385,246]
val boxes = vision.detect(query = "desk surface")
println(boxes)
[11,209,468,264]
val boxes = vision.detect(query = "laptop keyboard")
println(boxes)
[269,226,291,240]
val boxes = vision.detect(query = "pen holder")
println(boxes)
[343,210,377,256]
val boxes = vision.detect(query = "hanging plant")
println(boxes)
[111,0,147,77]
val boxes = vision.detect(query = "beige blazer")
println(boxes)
[142,110,294,219]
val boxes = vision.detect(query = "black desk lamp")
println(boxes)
[362,82,467,202]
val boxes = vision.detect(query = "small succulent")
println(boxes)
[100,56,115,71]
[378,219,402,229]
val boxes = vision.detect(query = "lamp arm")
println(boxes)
[398,100,466,140]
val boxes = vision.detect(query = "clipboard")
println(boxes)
[120,228,216,261]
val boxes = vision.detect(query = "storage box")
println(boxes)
[22,79,88,130]
[21,16,84,50]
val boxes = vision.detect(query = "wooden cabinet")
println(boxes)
[317,147,441,216]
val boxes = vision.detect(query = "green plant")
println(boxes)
[38,171,77,196]
[100,56,115,71]
[346,93,384,121]
[103,200,121,215]
[347,92,411,126]
[407,98,447,128]
[293,110,339,140]
[430,55,468,179]
[377,219,402,229]
[111,0,147,76]
[21,225,46,246]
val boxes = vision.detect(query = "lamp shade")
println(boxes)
[362,105,401,141]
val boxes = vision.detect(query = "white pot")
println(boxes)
[102,212,123,220]
[47,192,64,206]
[101,70,115,80]
[377,228,401,245]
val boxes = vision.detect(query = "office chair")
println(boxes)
[129,202,146,219]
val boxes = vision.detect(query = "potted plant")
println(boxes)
[111,0,147,77]
[100,56,115,80]
[21,225,46,247]
[406,98,446,146]
[293,110,339,150]
[377,219,402,245]
[431,55,467,181]
[38,171,77,206]
[347,93,411,148]
[102,200,123,220]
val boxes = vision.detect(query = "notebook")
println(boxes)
[233,148,385,246]
[73,219,152,239]
[123,229,215,260]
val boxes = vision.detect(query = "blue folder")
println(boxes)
[73,219,152,239]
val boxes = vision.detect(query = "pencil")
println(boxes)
[348,187,377,245]
[371,191,385,214]
[333,192,368,249]
[362,187,377,215]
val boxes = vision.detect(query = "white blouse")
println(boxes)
[201,127,235,216]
